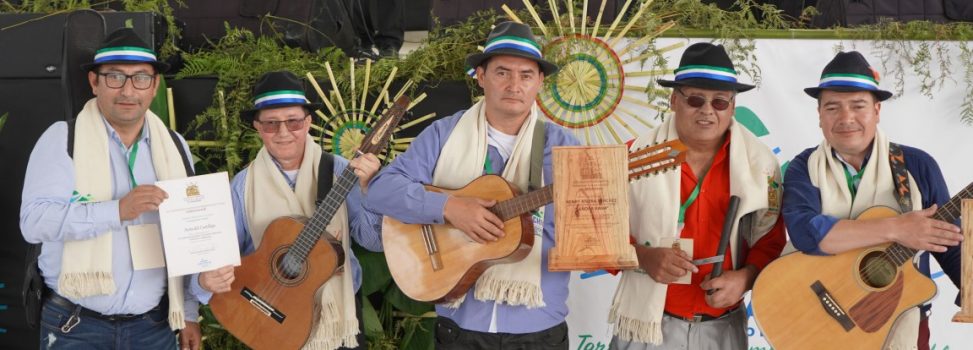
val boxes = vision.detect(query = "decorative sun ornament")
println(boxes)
[502,0,683,145]
[306,60,434,161]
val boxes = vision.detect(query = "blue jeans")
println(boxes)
[39,298,177,350]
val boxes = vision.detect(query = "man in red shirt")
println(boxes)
[608,43,786,350]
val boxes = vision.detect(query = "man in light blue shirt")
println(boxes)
[366,22,579,349]
[20,28,207,349]
[196,71,383,350]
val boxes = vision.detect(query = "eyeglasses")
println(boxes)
[96,72,156,90]
[253,116,308,133]
[675,89,734,111]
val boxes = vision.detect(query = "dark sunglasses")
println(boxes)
[675,89,734,111]
[253,116,308,133]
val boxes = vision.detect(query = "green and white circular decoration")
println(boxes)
[501,0,682,145]
[539,35,624,130]
[306,61,435,162]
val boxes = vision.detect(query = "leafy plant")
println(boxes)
[0,112,8,134]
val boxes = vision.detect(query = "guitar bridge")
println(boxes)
[810,281,855,331]
[241,287,286,324]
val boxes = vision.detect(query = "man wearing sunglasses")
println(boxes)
[782,52,963,350]
[20,28,209,348]
[609,42,786,350]
[193,70,384,350]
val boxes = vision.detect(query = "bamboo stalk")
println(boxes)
[501,4,523,24]
[350,58,357,121]
[166,87,176,130]
[617,21,675,57]
[523,0,549,37]
[613,69,672,78]
[306,72,338,117]
[407,92,427,110]
[325,62,347,111]
[371,67,398,116]
[581,0,589,36]
[548,0,564,37]
[602,0,633,40]
[396,112,437,131]
[609,0,651,47]
[361,59,373,123]
[591,0,608,38]
[611,113,638,137]
[186,140,225,147]
[568,0,576,34]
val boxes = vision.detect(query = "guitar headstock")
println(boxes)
[355,95,411,156]
[628,139,687,180]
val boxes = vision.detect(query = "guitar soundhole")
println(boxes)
[858,251,897,289]
[270,247,307,286]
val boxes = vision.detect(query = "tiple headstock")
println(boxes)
[628,139,687,180]
[355,95,411,156]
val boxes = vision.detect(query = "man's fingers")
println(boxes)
[483,215,505,236]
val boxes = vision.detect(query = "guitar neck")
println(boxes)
[490,184,554,221]
[289,168,359,259]
[888,181,973,265]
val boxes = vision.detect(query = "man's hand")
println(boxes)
[700,265,756,309]
[443,196,504,244]
[350,152,381,195]
[634,244,698,284]
[199,265,235,293]
[889,204,962,253]
[118,185,168,221]
[178,321,201,350]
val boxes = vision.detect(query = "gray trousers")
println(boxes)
[610,307,747,350]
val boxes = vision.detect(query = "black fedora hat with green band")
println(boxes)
[466,21,559,76]
[804,51,893,101]
[81,27,169,73]
[241,71,324,123]
[657,42,755,92]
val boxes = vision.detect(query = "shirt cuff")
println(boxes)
[183,297,200,322]
[93,200,123,234]
[424,192,450,224]
[189,274,213,305]
[807,214,840,255]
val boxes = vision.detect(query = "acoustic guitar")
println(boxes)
[382,139,687,303]
[751,182,972,349]
[209,96,410,350]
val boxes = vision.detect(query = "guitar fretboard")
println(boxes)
[490,185,554,221]
[887,181,973,266]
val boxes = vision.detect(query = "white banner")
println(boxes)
[564,38,973,350]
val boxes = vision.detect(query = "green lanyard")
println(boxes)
[126,131,142,188]
[678,172,706,224]
[483,153,494,175]
[841,164,864,200]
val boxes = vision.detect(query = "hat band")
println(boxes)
[674,65,738,83]
[818,75,878,91]
[674,71,737,83]
[483,38,543,58]
[818,80,879,91]
[253,92,309,109]
[94,52,158,64]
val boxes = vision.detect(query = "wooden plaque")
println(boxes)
[549,145,637,271]
[953,199,973,323]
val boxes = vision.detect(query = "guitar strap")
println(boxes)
[888,143,913,213]
[528,118,545,192]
